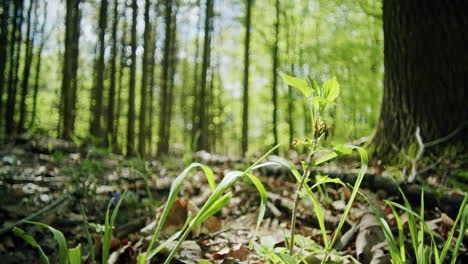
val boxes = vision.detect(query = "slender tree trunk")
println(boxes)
[29,1,47,130]
[372,0,468,162]
[285,11,295,147]
[0,0,11,129]
[5,0,24,136]
[126,0,137,156]
[197,0,214,151]
[164,5,177,153]
[90,0,107,139]
[106,0,118,147]
[18,0,35,133]
[115,6,128,153]
[138,0,152,156]
[191,0,202,149]
[60,0,81,140]
[157,0,173,156]
[241,0,252,157]
[28,1,47,129]
[147,24,157,156]
[271,0,280,152]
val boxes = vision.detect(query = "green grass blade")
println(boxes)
[329,147,368,248]
[450,203,468,264]
[387,204,406,263]
[379,218,402,263]
[245,173,267,231]
[141,163,218,263]
[25,221,69,264]
[440,195,467,261]
[396,185,419,255]
[80,202,95,264]
[196,192,233,225]
[13,227,49,264]
[162,145,280,264]
[102,197,114,264]
[68,244,81,264]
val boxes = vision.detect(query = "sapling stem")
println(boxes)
[289,151,313,255]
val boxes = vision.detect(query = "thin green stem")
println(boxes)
[289,167,310,255]
[289,149,314,256]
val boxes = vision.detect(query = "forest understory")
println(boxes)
[1,137,466,264]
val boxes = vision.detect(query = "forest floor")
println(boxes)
[0,137,466,264]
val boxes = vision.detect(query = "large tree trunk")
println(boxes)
[90,0,108,139]
[126,0,137,156]
[372,0,468,162]
[241,0,252,157]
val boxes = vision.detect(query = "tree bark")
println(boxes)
[196,0,214,152]
[372,0,468,162]
[0,0,11,129]
[114,3,128,154]
[164,4,178,154]
[5,0,24,136]
[60,0,81,140]
[241,0,252,157]
[147,16,158,157]
[138,0,152,156]
[191,0,202,150]
[18,0,35,133]
[90,0,108,140]
[157,0,174,156]
[126,0,137,156]
[29,1,47,130]
[106,0,118,148]
[271,0,280,153]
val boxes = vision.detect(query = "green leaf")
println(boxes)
[308,76,321,96]
[312,96,335,111]
[282,75,313,98]
[13,227,49,264]
[314,151,338,166]
[333,144,353,154]
[311,175,345,190]
[68,244,81,264]
[323,76,340,102]
[26,221,69,264]
[275,252,298,264]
